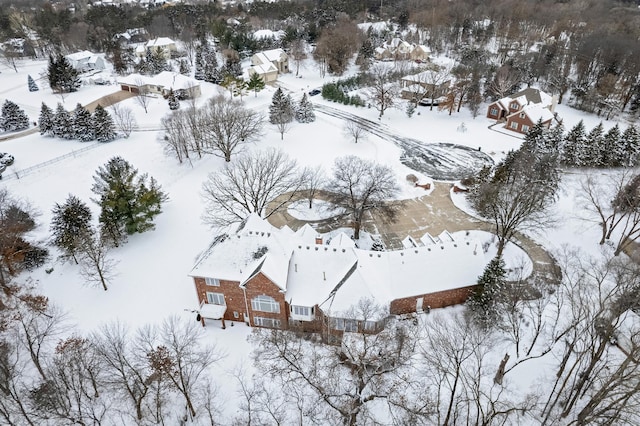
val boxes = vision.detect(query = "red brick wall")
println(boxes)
[244,272,288,328]
[506,114,551,134]
[193,277,247,323]
[486,102,501,119]
[390,285,478,315]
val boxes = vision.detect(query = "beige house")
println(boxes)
[118,71,201,99]
[251,48,289,74]
[135,37,177,59]
[248,62,279,83]
[409,45,431,62]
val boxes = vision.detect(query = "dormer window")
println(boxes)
[519,112,525,118]
[510,102,519,110]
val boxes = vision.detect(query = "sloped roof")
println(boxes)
[509,103,554,123]
[250,63,278,76]
[146,37,175,48]
[117,72,199,90]
[66,50,95,61]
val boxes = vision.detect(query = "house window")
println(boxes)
[206,292,225,305]
[291,305,313,316]
[510,102,519,110]
[252,295,280,313]
[254,317,281,328]
[519,112,525,119]
[205,277,220,287]
[521,124,530,133]
[490,107,498,116]
[333,318,357,332]
[363,321,376,332]
[510,121,519,130]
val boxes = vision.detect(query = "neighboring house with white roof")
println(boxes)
[117,71,201,98]
[249,48,289,82]
[65,50,106,73]
[486,87,558,134]
[189,214,489,336]
[135,37,177,59]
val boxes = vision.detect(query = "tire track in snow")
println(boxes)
[314,103,494,180]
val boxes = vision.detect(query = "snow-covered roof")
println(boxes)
[191,215,490,315]
[510,103,555,123]
[254,48,286,63]
[498,88,553,110]
[189,214,291,290]
[146,37,175,48]
[253,29,284,40]
[66,50,96,61]
[250,63,278,75]
[324,236,486,316]
[117,72,199,90]
[200,303,227,319]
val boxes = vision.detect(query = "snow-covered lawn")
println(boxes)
[287,199,344,220]
[0,54,635,423]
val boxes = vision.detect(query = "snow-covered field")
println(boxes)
[0,55,633,423]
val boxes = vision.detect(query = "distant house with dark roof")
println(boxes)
[189,214,490,337]
[487,88,558,134]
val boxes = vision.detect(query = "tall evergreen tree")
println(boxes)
[178,59,190,76]
[203,45,221,84]
[91,156,167,246]
[622,125,640,167]
[246,72,265,97]
[295,93,316,123]
[269,88,295,139]
[194,45,205,80]
[0,100,29,132]
[145,47,168,75]
[167,89,179,110]
[584,122,605,167]
[92,105,116,142]
[53,103,72,139]
[72,103,94,141]
[48,54,80,93]
[602,124,623,167]
[466,256,507,329]
[28,75,39,92]
[39,102,55,136]
[562,120,587,166]
[50,194,93,264]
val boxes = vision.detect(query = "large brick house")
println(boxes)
[486,88,558,134]
[189,214,490,335]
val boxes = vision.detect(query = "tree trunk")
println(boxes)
[353,220,361,240]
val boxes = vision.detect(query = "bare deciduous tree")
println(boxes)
[342,119,368,144]
[109,103,136,138]
[77,228,117,291]
[579,171,640,256]
[365,65,398,118]
[145,316,224,421]
[202,148,305,226]
[488,65,520,99]
[469,146,560,256]
[302,165,325,209]
[134,79,151,113]
[251,299,423,425]
[201,96,264,162]
[289,39,307,76]
[328,156,400,240]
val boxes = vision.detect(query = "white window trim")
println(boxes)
[251,295,280,313]
[490,108,498,116]
[522,124,530,133]
[206,292,225,306]
[205,277,220,287]
[510,102,519,110]
[254,316,281,328]
[510,121,519,130]
[363,321,376,331]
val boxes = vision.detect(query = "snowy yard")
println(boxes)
[0,53,635,424]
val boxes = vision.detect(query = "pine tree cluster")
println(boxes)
[48,54,80,93]
[39,102,116,142]
[50,195,93,264]
[560,121,640,168]
[0,100,30,132]
[136,47,169,75]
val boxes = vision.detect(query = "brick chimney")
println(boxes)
[315,234,323,245]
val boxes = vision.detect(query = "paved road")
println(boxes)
[267,183,561,285]
[314,104,494,180]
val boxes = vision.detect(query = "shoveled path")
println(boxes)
[267,183,561,284]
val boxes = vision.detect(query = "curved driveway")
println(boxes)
[267,183,561,285]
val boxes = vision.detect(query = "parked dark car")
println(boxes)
[308,88,321,96]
